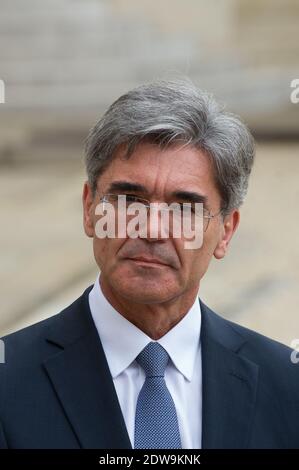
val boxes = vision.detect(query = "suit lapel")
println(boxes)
[200,299,259,449]
[43,286,132,449]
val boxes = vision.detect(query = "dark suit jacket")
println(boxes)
[0,284,298,449]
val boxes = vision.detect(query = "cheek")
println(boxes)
[180,241,216,282]
[93,238,122,271]
[92,238,105,270]
[173,241,201,281]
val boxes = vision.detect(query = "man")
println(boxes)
[0,79,299,449]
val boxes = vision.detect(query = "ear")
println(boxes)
[82,181,95,238]
[213,209,240,260]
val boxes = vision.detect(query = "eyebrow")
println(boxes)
[107,181,148,194]
[171,190,208,206]
[106,180,209,206]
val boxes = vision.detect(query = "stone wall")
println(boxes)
[0,0,298,163]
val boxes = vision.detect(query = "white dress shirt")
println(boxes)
[88,273,202,449]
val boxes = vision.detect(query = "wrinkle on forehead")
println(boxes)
[98,142,220,207]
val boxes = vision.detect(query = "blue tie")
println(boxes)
[134,342,182,449]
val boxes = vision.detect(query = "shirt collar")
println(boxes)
[88,273,201,382]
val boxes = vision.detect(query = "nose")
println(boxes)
[146,206,170,241]
[127,204,171,242]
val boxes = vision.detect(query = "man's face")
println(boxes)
[83,142,239,304]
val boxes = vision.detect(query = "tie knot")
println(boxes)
[136,342,169,377]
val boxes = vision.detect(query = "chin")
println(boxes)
[112,276,178,304]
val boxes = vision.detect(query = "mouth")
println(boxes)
[126,257,170,268]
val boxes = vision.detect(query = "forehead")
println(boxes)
[98,142,220,202]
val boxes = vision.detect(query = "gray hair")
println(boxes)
[84,78,255,215]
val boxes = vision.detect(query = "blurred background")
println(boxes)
[0,0,298,346]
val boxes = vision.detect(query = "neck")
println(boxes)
[99,275,199,340]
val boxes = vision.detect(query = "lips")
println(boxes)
[127,256,169,266]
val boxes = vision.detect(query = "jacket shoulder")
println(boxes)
[200,299,299,394]
[0,285,93,364]
[201,299,293,357]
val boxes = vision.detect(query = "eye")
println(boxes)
[125,194,145,204]
[177,202,196,213]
